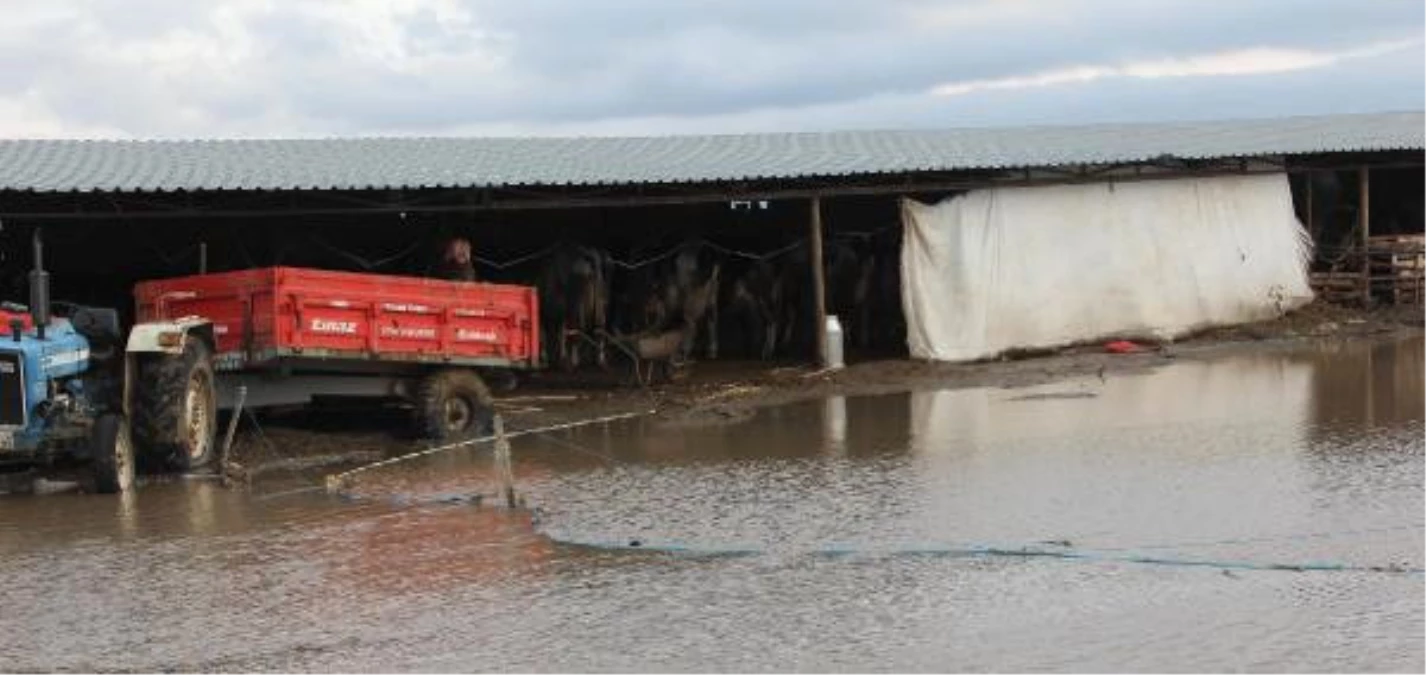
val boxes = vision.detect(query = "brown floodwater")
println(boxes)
[1,338,1422,672]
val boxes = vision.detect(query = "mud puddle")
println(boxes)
[1,337,1421,671]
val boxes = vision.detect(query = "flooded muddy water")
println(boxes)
[1,338,1422,672]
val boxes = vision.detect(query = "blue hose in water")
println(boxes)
[535,531,1424,575]
[330,489,1424,575]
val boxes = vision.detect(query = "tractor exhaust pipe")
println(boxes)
[29,228,50,339]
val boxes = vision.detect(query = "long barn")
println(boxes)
[0,110,1421,366]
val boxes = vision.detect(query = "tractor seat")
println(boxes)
[66,305,123,351]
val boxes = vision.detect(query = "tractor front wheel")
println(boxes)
[133,338,218,472]
[90,414,136,494]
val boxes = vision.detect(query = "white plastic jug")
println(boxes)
[824,315,845,370]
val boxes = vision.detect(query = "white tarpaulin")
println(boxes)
[901,174,1314,362]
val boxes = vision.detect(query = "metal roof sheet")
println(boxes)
[0,111,1420,193]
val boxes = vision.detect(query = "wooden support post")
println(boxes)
[1359,167,1371,306]
[493,414,517,509]
[809,197,828,367]
[1305,174,1314,237]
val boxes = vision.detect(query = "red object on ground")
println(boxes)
[1104,340,1142,354]
[134,267,540,369]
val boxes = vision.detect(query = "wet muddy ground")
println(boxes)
[1,319,1422,671]
[222,300,1424,485]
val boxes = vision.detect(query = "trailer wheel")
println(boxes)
[134,338,218,472]
[90,414,136,494]
[416,369,494,441]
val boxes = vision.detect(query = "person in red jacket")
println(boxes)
[433,236,477,282]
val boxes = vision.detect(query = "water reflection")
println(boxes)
[0,337,1420,672]
[1300,337,1425,431]
[909,371,1311,544]
[823,395,847,455]
[909,349,1317,451]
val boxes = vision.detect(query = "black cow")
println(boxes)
[746,233,899,359]
[535,243,612,370]
[824,237,877,351]
[771,242,815,358]
[868,228,905,353]
[621,242,721,363]
[722,257,784,360]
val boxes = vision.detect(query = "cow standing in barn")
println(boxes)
[769,241,815,358]
[618,241,722,363]
[868,227,905,353]
[535,243,612,370]
[824,237,877,351]
[722,257,784,360]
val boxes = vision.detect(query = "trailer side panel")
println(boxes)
[135,267,540,370]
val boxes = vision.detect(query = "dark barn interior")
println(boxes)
[0,190,930,367]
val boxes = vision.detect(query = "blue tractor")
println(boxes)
[0,230,219,494]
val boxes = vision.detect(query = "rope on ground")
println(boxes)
[534,532,1425,575]
[532,432,623,464]
[322,409,656,492]
[253,485,329,501]
[235,408,333,488]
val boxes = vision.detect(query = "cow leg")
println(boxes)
[862,302,873,350]
[542,316,559,367]
[558,319,573,371]
[860,260,877,350]
[705,293,718,360]
[778,310,794,356]
[760,305,777,360]
[856,283,872,350]
[676,328,697,364]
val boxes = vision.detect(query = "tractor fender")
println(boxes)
[126,316,215,355]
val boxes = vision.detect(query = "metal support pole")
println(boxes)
[220,385,247,467]
[493,414,517,508]
[1359,167,1371,306]
[1305,174,1314,236]
[809,197,828,367]
[199,242,208,274]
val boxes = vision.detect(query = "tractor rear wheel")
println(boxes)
[133,338,218,472]
[415,368,495,441]
[90,413,135,494]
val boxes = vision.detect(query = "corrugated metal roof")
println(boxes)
[0,111,1420,193]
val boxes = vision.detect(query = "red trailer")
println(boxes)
[134,266,541,440]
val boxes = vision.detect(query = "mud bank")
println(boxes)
[228,301,1423,483]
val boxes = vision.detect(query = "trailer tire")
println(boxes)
[133,338,218,472]
[416,369,494,441]
[90,414,136,494]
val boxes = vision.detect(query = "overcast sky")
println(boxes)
[1,0,1422,139]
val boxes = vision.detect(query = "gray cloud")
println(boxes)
[0,0,1420,138]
